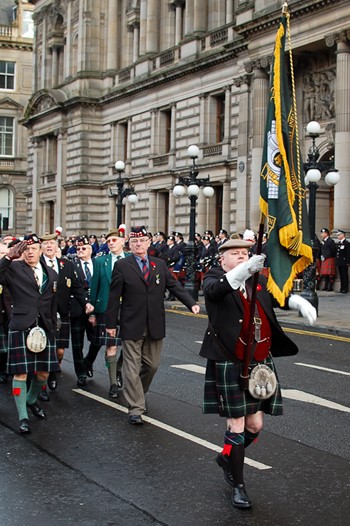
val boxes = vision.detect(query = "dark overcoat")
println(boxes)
[199,267,298,362]
[0,257,57,332]
[106,255,196,340]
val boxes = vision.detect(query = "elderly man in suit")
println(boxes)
[106,226,200,425]
[39,232,93,397]
[0,234,60,434]
[85,226,129,398]
[70,236,97,386]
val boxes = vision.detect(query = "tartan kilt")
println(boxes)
[7,329,60,375]
[56,316,70,349]
[320,257,336,276]
[0,325,8,353]
[203,353,283,418]
[90,313,121,347]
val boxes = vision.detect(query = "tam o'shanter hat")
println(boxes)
[129,226,148,238]
[23,233,40,245]
[75,235,90,246]
[39,232,58,242]
[218,238,253,252]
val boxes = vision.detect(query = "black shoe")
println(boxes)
[109,384,119,398]
[215,453,235,487]
[19,418,31,434]
[27,402,46,419]
[47,372,57,391]
[0,373,8,384]
[39,388,50,402]
[117,373,123,389]
[128,414,143,425]
[231,484,252,509]
[84,360,93,378]
[77,376,87,387]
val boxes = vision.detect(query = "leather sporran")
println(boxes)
[248,363,277,400]
[26,326,47,353]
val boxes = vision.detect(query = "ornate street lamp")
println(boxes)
[301,121,340,311]
[109,160,138,226]
[173,145,214,300]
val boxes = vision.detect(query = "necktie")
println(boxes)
[84,261,92,287]
[240,284,248,299]
[33,267,40,288]
[141,258,150,283]
[49,259,55,268]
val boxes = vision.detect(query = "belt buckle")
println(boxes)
[253,316,262,327]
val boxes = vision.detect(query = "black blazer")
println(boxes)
[41,256,88,316]
[69,258,90,318]
[0,258,58,332]
[106,255,196,340]
[199,267,298,362]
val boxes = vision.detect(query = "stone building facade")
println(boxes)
[0,0,34,236]
[23,0,350,239]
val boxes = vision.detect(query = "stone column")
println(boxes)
[249,61,269,229]
[64,0,72,79]
[108,196,116,229]
[184,0,194,36]
[222,181,231,231]
[234,75,251,231]
[328,35,350,230]
[146,0,159,54]
[194,0,207,33]
[168,189,176,233]
[51,47,59,87]
[226,0,233,24]
[199,94,207,144]
[139,0,147,56]
[106,0,119,71]
[56,129,67,230]
[197,193,206,234]
[150,109,158,155]
[175,3,183,45]
[148,191,157,234]
[31,139,40,232]
[133,23,140,62]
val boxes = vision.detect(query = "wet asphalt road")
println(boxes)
[0,310,349,526]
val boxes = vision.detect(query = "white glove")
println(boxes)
[288,294,317,325]
[226,255,266,290]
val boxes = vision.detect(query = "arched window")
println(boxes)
[0,187,14,231]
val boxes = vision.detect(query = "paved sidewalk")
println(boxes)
[166,290,350,337]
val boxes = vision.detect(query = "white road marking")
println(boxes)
[282,390,350,413]
[171,364,350,413]
[295,362,350,376]
[73,389,272,471]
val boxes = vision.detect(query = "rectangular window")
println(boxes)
[0,61,15,90]
[0,188,14,230]
[0,117,14,157]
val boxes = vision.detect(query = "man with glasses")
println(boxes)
[70,236,96,386]
[106,226,200,425]
[85,226,129,398]
[39,232,93,397]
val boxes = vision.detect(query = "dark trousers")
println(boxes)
[338,265,349,292]
[70,314,99,378]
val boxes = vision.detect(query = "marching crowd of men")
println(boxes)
[0,226,201,434]
[0,225,348,432]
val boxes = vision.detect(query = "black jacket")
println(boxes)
[199,267,298,362]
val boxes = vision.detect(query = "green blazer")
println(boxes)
[90,251,129,313]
